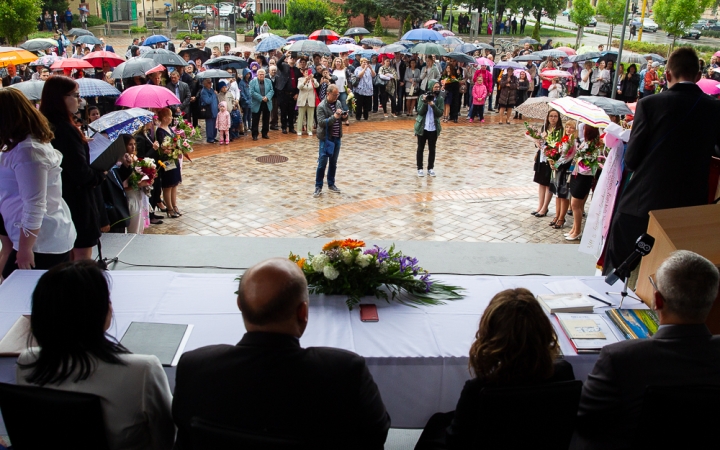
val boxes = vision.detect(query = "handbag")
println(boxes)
[373,74,387,86]
[350,75,359,87]
[599,81,611,95]
[459,81,467,94]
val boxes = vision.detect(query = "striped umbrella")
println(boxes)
[254,34,287,52]
[549,97,611,127]
[76,77,121,97]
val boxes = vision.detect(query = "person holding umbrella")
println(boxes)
[200,78,219,143]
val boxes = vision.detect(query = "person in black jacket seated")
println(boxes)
[415,288,575,450]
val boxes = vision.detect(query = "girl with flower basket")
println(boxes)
[531,110,563,218]
[566,125,605,241]
[548,120,578,230]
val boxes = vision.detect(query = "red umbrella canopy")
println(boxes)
[556,46,576,56]
[83,51,125,68]
[271,9,281,13]
[308,29,340,42]
[50,58,94,70]
[424,19,438,27]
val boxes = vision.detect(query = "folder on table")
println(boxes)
[119,322,193,366]
[555,313,620,354]
[605,309,659,340]
[0,315,36,356]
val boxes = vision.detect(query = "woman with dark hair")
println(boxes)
[135,123,165,224]
[532,109,563,217]
[497,67,519,124]
[17,261,174,450]
[39,76,104,261]
[541,39,553,50]
[155,108,182,218]
[618,63,640,103]
[0,89,76,279]
[441,65,461,123]
[414,288,574,449]
[566,125,602,241]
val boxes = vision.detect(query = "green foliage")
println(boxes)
[71,14,106,26]
[341,0,386,29]
[131,26,147,33]
[653,0,713,47]
[376,0,436,37]
[596,0,626,26]
[402,15,412,35]
[41,0,69,15]
[285,0,332,35]
[0,0,42,46]
[255,11,285,30]
[176,33,204,39]
[28,31,55,39]
[610,38,714,62]
[373,14,384,36]
[569,0,595,46]
[324,11,348,34]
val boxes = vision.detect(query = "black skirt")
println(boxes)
[550,161,572,198]
[533,150,552,186]
[570,173,594,199]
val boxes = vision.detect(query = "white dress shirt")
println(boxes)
[18,350,175,450]
[0,136,76,253]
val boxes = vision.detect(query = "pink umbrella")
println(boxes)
[424,19,437,28]
[476,57,494,67]
[116,84,180,108]
[145,64,166,75]
[714,51,720,58]
[697,78,720,95]
[50,58,93,70]
[439,30,455,37]
[556,46,576,56]
[542,69,573,78]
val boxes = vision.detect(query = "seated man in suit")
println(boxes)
[574,250,720,449]
[172,258,391,450]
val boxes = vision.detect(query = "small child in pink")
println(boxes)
[216,101,231,144]
[470,76,488,123]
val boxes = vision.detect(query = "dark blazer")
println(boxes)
[99,166,130,231]
[446,360,575,449]
[617,83,720,217]
[172,332,391,450]
[166,80,191,115]
[275,55,302,94]
[573,324,720,449]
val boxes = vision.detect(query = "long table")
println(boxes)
[0,270,641,428]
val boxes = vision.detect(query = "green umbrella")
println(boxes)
[411,42,447,56]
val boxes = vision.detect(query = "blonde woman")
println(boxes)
[332,57,352,125]
[548,120,577,230]
[296,68,319,136]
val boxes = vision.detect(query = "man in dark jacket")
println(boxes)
[605,47,720,273]
[172,257,390,450]
[314,85,348,197]
[166,70,191,116]
[275,51,301,134]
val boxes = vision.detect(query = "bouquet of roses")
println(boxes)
[524,121,542,140]
[159,135,183,162]
[172,116,197,157]
[574,137,606,176]
[279,239,463,309]
[543,128,563,167]
[128,157,157,195]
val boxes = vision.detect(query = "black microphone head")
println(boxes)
[634,233,655,256]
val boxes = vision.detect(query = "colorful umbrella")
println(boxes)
[309,29,340,42]
[476,57,494,67]
[89,108,154,140]
[145,64,166,75]
[142,35,170,46]
[344,27,370,36]
[144,48,188,66]
[541,69,573,78]
[0,47,40,67]
[626,102,637,112]
[287,39,331,57]
[50,58,94,70]
[255,34,287,52]
[76,77,121,97]
[556,46,576,56]
[515,97,553,119]
[112,57,158,78]
[577,96,633,116]
[439,30,455,37]
[83,50,125,68]
[360,38,384,47]
[20,39,58,52]
[29,55,60,67]
[549,97,611,127]
[411,42,446,56]
[116,85,181,108]
[697,78,720,95]
[9,80,45,101]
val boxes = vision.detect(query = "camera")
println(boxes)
[425,94,435,103]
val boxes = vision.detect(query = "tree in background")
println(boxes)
[569,0,595,47]
[373,14,384,36]
[376,0,436,37]
[0,0,41,45]
[324,12,348,34]
[341,0,387,30]
[402,15,412,34]
[596,0,626,47]
[285,0,332,34]
[41,0,69,16]
[654,0,713,50]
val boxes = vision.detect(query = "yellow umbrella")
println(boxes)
[0,47,40,68]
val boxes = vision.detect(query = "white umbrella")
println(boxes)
[206,35,236,45]
[253,32,272,43]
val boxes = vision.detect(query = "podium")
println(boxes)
[636,204,720,333]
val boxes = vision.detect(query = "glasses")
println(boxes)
[648,275,660,293]
[66,92,80,99]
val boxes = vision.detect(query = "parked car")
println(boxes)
[588,16,597,27]
[219,3,237,17]
[241,1,255,15]
[642,18,658,32]
[668,28,702,40]
[183,5,217,16]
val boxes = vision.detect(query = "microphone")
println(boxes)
[605,233,655,286]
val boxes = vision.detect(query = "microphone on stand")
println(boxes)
[605,233,655,308]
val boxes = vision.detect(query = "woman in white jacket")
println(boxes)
[297,67,319,136]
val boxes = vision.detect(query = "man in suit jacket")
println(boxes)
[98,37,115,53]
[172,257,391,450]
[275,52,301,134]
[166,70,191,116]
[248,68,274,140]
[573,250,720,449]
[605,47,720,273]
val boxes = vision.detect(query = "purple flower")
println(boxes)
[364,245,389,262]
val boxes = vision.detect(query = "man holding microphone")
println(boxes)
[314,85,347,198]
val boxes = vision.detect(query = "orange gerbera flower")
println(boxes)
[322,240,344,251]
[341,239,365,249]
[157,160,166,169]
[296,258,306,269]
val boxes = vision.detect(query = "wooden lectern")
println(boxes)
[636,204,720,333]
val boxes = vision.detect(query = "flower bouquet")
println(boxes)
[543,128,563,167]
[524,121,542,140]
[171,118,196,158]
[288,239,463,309]
[574,137,606,176]
[346,92,356,114]
[128,156,157,195]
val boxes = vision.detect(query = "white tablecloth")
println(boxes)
[0,270,640,428]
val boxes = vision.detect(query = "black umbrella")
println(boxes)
[513,54,543,62]
[196,69,234,79]
[518,37,539,45]
[287,40,331,57]
[643,53,666,63]
[205,55,248,70]
[344,27,370,36]
[572,52,602,62]
[75,35,102,46]
[178,47,209,63]
[445,52,476,64]
[112,57,158,78]
[20,39,58,52]
[476,43,494,50]
[144,48,188,66]
[360,38,384,47]
[67,28,94,37]
[577,96,633,116]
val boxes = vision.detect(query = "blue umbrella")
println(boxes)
[286,34,308,41]
[255,34,287,52]
[76,77,121,97]
[355,49,378,59]
[454,43,479,54]
[89,108,154,140]
[79,7,89,12]
[142,35,170,46]
[164,2,172,5]
[401,29,444,41]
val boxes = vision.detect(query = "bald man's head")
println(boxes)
[237,258,309,334]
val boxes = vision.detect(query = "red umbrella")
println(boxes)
[271,9,281,13]
[308,29,340,42]
[50,58,94,70]
[424,20,437,28]
[145,64,166,75]
[83,51,125,68]
[556,46,576,56]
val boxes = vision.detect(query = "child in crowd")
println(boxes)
[469,74,488,123]
[216,101,230,144]
[548,77,562,98]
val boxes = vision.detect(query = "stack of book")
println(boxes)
[605,309,659,340]
[555,313,621,353]
[537,293,596,314]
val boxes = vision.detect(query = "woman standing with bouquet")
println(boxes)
[531,109,562,218]
[404,59,421,116]
[155,108,182,219]
[566,125,603,241]
[548,120,578,230]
